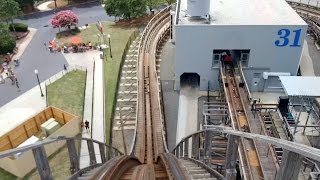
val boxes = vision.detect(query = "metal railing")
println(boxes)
[287,0,320,9]
[0,136,122,180]
[239,61,252,102]
[172,127,320,179]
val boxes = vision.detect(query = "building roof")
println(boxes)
[279,76,320,97]
[177,0,307,25]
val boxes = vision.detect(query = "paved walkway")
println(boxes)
[0,85,46,137]
[62,50,105,168]
[1,28,37,80]
[36,1,53,11]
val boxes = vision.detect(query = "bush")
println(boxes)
[0,35,16,54]
[9,23,28,32]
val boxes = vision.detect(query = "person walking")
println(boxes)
[80,121,85,131]
[15,78,20,91]
[85,120,90,133]
[9,75,15,85]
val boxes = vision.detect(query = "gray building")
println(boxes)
[173,0,308,91]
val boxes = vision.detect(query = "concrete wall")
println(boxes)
[174,25,307,91]
[0,117,80,178]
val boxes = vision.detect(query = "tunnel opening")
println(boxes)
[180,73,200,88]
[212,49,250,67]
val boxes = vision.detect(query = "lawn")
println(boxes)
[102,24,136,145]
[47,70,86,117]
[55,22,136,145]
[26,70,86,179]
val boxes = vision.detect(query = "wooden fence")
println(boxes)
[0,106,76,152]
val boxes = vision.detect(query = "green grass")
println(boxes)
[0,169,18,180]
[56,22,136,145]
[103,24,136,145]
[47,70,86,117]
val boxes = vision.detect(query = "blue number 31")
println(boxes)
[275,29,302,47]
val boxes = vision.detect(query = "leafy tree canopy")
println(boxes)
[15,0,35,9]
[0,0,22,21]
[104,0,146,20]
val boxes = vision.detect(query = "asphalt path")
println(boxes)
[0,2,113,106]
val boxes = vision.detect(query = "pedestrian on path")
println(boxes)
[80,121,85,130]
[15,78,20,91]
[85,120,90,133]
[9,75,15,85]
[44,42,47,49]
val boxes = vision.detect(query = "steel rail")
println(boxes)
[172,126,320,164]
[0,136,122,159]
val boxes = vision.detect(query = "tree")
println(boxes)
[0,0,22,32]
[51,10,79,31]
[104,0,146,21]
[0,23,16,55]
[15,0,35,10]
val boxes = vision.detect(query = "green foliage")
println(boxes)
[15,0,35,9]
[0,0,22,21]
[9,23,28,32]
[104,0,146,20]
[0,34,16,55]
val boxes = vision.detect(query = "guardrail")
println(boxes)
[287,0,320,9]
[239,61,252,103]
[0,136,122,180]
[172,127,320,179]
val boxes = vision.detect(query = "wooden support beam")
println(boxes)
[225,135,239,180]
[275,150,303,180]
[99,143,106,163]
[32,146,53,180]
[192,134,200,160]
[87,140,96,165]
[179,143,183,158]
[176,144,180,158]
[66,139,79,174]
[184,138,189,158]
[204,131,212,157]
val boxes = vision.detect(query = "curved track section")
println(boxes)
[92,5,188,180]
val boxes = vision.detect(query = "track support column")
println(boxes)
[225,135,238,180]
[275,150,303,180]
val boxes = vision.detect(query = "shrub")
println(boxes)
[9,23,28,32]
[51,10,79,30]
[0,35,16,54]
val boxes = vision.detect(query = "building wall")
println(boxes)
[174,24,307,91]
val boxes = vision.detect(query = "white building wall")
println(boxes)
[175,24,307,91]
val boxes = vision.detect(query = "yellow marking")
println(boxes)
[247,150,260,167]
[238,115,247,127]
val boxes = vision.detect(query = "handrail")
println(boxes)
[158,153,188,179]
[0,136,122,159]
[239,61,252,102]
[171,126,320,162]
[175,0,181,25]
[184,157,224,180]
[287,0,320,9]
